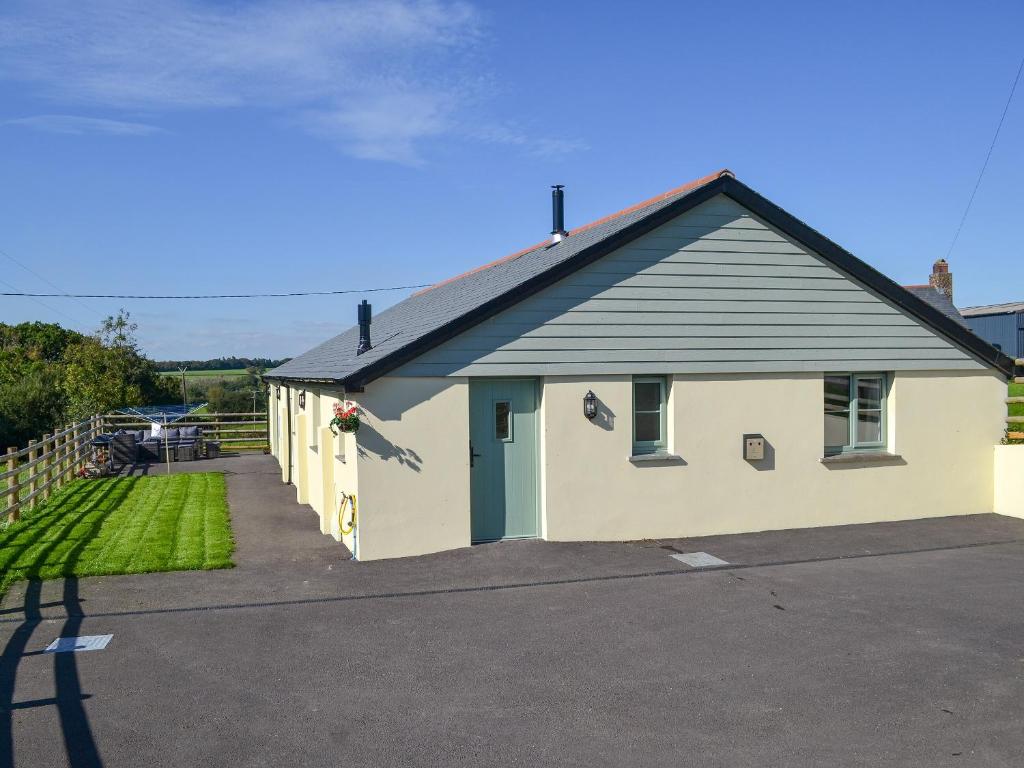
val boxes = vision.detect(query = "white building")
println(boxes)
[266,170,1016,560]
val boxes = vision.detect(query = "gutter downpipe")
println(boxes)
[342,386,359,562]
[285,385,293,485]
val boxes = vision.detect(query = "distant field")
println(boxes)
[159,369,249,378]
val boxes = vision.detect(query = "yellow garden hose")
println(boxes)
[338,493,358,536]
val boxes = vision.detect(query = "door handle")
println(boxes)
[469,442,482,468]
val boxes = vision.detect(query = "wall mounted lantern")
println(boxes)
[583,390,598,420]
[275,385,281,398]
[298,390,306,409]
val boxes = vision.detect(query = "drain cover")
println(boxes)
[670,551,729,567]
[44,635,112,653]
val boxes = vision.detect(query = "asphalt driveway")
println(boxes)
[2,454,1023,767]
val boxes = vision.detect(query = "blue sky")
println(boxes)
[1,0,1021,360]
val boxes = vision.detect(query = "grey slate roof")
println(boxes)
[902,286,968,326]
[960,301,1024,317]
[268,171,730,384]
[267,171,1015,385]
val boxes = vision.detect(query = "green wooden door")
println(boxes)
[469,379,539,542]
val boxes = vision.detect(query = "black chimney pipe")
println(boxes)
[356,299,372,355]
[551,185,567,242]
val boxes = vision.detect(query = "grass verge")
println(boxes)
[0,473,234,599]
[1007,382,1024,443]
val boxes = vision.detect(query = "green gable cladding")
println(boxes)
[392,195,987,377]
[266,175,1012,388]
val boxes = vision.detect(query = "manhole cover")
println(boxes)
[44,635,113,653]
[670,551,729,567]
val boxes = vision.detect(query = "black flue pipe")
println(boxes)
[357,299,372,355]
[551,185,566,238]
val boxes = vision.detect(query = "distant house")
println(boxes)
[902,258,967,326]
[265,170,1014,561]
[961,302,1024,359]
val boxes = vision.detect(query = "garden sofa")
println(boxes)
[133,426,205,461]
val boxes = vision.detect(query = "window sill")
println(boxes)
[820,451,903,465]
[629,452,685,464]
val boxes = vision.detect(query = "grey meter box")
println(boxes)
[743,434,765,461]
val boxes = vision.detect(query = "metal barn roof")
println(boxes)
[960,301,1024,317]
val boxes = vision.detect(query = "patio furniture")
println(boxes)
[138,439,161,462]
[113,403,210,470]
[137,426,205,463]
[111,431,138,465]
[179,426,204,456]
[176,442,196,462]
[206,441,221,459]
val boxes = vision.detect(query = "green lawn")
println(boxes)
[0,473,234,598]
[1007,382,1024,443]
[1010,382,1024,412]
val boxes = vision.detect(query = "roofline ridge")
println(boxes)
[266,172,1014,387]
[412,168,733,297]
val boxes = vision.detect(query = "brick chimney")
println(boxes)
[929,258,952,301]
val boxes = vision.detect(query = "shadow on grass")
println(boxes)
[0,478,135,768]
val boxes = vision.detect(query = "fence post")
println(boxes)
[63,424,72,482]
[55,428,64,490]
[73,422,83,473]
[42,433,53,502]
[52,429,59,491]
[53,429,63,491]
[64,424,73,481]
[28,440,39,510]
[66,424,73,477]
[5,447,19,523]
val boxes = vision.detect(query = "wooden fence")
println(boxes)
[1010,359,1024,441]
[98,412,269,447]
[1,412,269,523]
[2,417,103,523]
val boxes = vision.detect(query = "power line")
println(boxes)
[945,54,1024,260]
[0,283,433,300]
[0,275,84,325]
[0,246,103,318]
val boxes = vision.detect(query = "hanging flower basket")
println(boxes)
[330,401,360,435]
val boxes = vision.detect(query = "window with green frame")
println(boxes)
[824,373,887,455]
[632,376,667,455]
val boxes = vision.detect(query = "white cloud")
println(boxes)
[3,114,162,136]
[0,0,551,163]
[300,89,453,164]
[470,122,590,158]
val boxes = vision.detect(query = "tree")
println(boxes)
[62,310,176,419]
[205,383,255,414]
[0,321,83,448]
[0,360,65,450]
